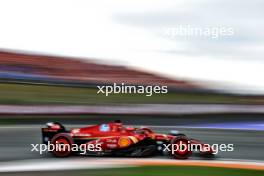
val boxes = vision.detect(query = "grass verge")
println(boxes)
[3,166,264,176]
[0,82,258,105]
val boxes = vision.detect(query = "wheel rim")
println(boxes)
[52,137,71,157]
[172,138,192,159]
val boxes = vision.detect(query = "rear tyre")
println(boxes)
[51,133,73,157]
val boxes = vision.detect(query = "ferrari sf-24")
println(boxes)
[42,120,214,159]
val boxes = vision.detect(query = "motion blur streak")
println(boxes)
[0,0,264,175]
[0,51,263,176]
[1,120,264,161]
[0,158,264,173]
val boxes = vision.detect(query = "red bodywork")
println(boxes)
[70,122,174,150]
[42,121,214,158]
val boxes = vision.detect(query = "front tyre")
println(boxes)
[170,137,192,159]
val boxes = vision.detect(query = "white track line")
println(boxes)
[1,104,264,115]
[0,158,130,172]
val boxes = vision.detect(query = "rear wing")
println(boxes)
[41,122,66,144]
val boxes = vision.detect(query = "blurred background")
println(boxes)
[0,0,263,176]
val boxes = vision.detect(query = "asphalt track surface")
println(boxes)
[0,115,264,162]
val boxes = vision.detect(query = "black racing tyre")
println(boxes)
[170,137,192,159]
[50,133,73,157]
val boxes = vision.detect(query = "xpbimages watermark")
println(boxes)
[30,142,102,155]
[97,83,168,96]
[164,25,234,39]
[163,141,234,155]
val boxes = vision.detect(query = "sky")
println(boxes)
[0,0,263,94]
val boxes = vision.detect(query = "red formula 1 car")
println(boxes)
[42,120,215,159]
